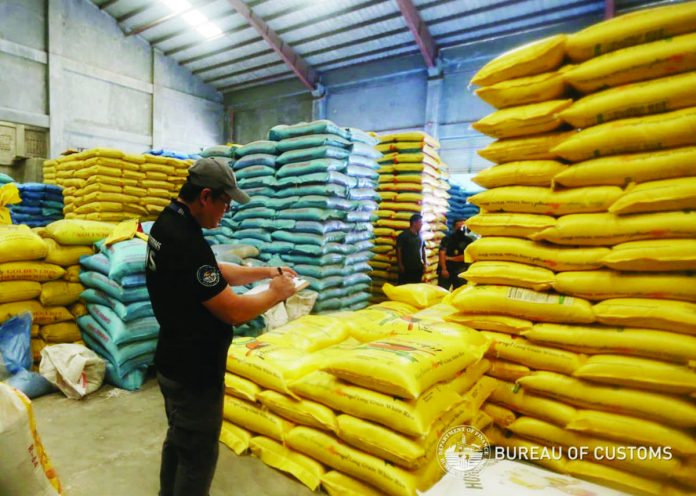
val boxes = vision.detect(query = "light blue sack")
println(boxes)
[265,196,299,210]
[272,231,345,245]
[293,264,344,279]
[350,142,383,159]
[313,298,343,313]
[238,176,277,190]
[79,271,148,303]
[348,128,380,146]
[81,288,153,322]
[274,184,346,198]
[235,140,278,158]
[233,207,275,221]
[276,208,345,222]
[87,304,159,345]
[121,273,146,289]
[275,159,346,179]
[0,313,32,375]
[277,134,352,153]
[235,165,275,180]
[347,189,380,201]
[294,220,348,235]
[291,196,354,211]
[99,239,147,282]
[346,165,379,180]
[104,362,148,391]
[263,241,294,254]
[268,120,350,141]
[345,231,374,244]
[232,229,272,243]
[343,273,372,287]
[280,253,344,265]
[276,171,356,188]
[345,251,374,265]
[235,153,276,169]
[305,276,343,291]
[345,210,374,222]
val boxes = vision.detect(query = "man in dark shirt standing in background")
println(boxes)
[438,218,474,290]
[146,157,297,496]
[396,213,426,285]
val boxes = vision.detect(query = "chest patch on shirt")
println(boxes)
[197,265,220,287]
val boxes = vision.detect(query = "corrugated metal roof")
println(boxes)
[91,0,668,93]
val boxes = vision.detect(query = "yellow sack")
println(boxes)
[562,71,696,129]
[380,132,440,149]
[574,354,696,394]
[45,219,114,246]
[469,185,622,215]
[478,130,575,164]
[377,191,397,201]
[554,270,696,302]
[566,2,696,62]
[410,302,459,322]
[593,298,696,335]
[473,99,573,139]
[372,227,395,237]
[566,460,678,496]
[43,238,93,267]
[482,402,516,428]
[31,337,46,362]
[489,379,577,426]
[69,302,87,318]
[602,239,696,272]
[553,106,696,162]
[224,372,261,402]
[465,213,556,239]
[258,315,349,352]
[40,281,84,307]
[39,322,81,343]
[343,304,414,342]
[141,163,174,175]
[524,322,696,364]
[62,265,81,283]
[286,426,430,496]
[473,160,568,188]
[472,34,567,86]
[445,313,532,334]
[611,177,696,215]
[460,261,555,291]
[0,183,21,224]
[475,70,566,108]
[289,371,461,436]
[323,330,488,399]
[257,389,338,433]
[465,236,609,271]
[517,371,696,428]
[74,202,123,215]
[382,283,448,309]
[379,182,424,193]
[564,32,696,93]
[534,210,696,246]
[80,182,122,196]
[486,332,586,375]
[31,324,39,338]
[452,285,595,323]
[84,212,133,223]
[81,147,124,160]
[219,420,251,455]
[378,201,420,212]
[567,409,696,456]
[374,301,419,314]
[226,337,322,396]
[250,436,325,491]
[123,185,146,198]
[321,471,383,496]
[0,225,48,263]
[446,359,491,396]
[553,145,696,188]
[222,395,293,442]
[0,281,41,304]
[0,300,72,325]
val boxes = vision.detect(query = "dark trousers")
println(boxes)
[438,264,466,290]
[398,267,424,285]
[158,373,224,496]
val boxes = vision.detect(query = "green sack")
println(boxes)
[235,140,278,158]
[276,146,351,166]
[275,159,346,179]
[276,134,352,153]
[268,120,350,141]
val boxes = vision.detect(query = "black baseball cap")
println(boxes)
[188,157,250,204]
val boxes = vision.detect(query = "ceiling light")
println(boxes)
[196,21,223,39]
[182,10,208,26]
[159,0,191,13]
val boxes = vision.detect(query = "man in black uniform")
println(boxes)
[396,213,426,285]
[146,157,297,496]
[438,218,474,290]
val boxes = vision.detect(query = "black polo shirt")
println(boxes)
[440,231,474,272]
[146,200,231,388]
[396,229,424,271]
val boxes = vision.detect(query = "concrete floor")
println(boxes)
[32,376,315,496]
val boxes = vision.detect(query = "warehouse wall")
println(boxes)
[224,16,607,182]
[0,0,224,159]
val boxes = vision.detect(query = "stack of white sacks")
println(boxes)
[370,132,450,301]
[460,4,696,494]
[78,236,158,390]
[219,283,495,496]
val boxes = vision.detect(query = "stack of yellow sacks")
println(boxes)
[221,283,494,496]
[54,148,191,222]
[42,159,57,185]
[460,4,696,494]
[370,132,450,300]
[0,220,112,364]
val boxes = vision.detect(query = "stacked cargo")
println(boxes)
[78,236,158,390]
[463,4,696,494]
[10,183,64,227]
[445,184,479,234]
[42,160,57,185]
[0,220,102,365]
[268,120,378,313]
[221,284,494,496]
[54,148,191,224]
[370,132,450,301]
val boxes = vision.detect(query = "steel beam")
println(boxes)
[225,0,318,91]
[395,0,437,67]
[125,1,215,37]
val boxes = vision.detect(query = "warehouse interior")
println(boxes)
[2,0,696,495]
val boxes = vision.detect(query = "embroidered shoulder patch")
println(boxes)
[196,265,220,287]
